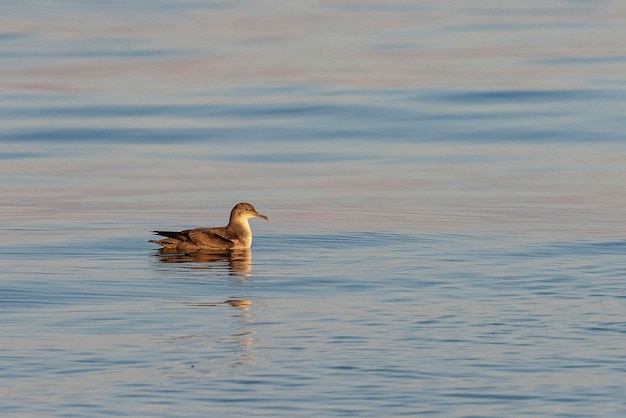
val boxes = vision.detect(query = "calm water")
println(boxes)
[2,1,626,416]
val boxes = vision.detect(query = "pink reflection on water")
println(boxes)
[1,0,624,93]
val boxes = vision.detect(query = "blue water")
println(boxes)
[2,1,626,416]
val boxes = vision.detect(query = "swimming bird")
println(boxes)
[150,202,268,251]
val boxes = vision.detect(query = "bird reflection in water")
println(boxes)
[154,248,253,277]
[155,248,257,366]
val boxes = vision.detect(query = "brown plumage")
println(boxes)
[150,202,268,251]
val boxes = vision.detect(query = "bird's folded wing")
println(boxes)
[153,230,190,241]
[187,228,235,247]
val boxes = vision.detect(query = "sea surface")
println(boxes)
[1,1,626,416]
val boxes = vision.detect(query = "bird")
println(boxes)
[150,202,268,251]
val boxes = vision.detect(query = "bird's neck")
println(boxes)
[227,217,252,243]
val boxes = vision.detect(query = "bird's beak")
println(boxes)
[256,212,268,221]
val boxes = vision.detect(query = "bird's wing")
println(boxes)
[153,230,190,241]
[187,227,235,248]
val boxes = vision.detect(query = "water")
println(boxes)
[2,1,626,416]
